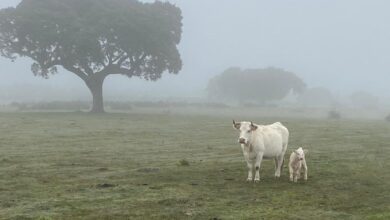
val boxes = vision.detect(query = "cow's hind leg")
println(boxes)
[275,154,284,178]
[274,158,278,173]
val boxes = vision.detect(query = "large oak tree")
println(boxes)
[0,0,182,112]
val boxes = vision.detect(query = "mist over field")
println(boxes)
[1,1,390,219]
[1,0,390,111]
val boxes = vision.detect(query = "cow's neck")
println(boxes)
[243,143,254,153]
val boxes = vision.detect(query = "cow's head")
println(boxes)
[294,147,307,161]
[233,120,258,145]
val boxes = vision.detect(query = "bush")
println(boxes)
[328,110,341,120]
[178,159,190,166]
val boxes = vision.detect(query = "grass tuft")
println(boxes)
[178,159,190,166]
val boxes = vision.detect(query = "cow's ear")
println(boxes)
[233,120,240,129]
[294,150,299,154]
[250,122,258,131]
[303,149,308,155]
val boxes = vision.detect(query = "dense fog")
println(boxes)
[1,0,389,112]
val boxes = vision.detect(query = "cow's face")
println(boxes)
[294,147,307,161]
[233,120,257,145]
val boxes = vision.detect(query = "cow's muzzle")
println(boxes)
[238,138,246,144]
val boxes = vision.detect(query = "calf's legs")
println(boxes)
[303,159,308,181]
[293,171,300,182]
[289,165,294,182]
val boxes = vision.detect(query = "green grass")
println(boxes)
[0,112,389,219]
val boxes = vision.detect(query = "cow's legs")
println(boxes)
[275,154,284,178]
[254,152,264,182]
[274,158,278,171]
[246,161,254,181]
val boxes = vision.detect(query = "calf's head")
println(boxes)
[294,147,308,161]
[233,120,258,145]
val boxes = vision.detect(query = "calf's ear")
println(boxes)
[233,120,240,129]
[250,122,258,131]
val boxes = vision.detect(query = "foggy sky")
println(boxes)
[1,0,390,102]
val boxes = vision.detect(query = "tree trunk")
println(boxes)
[86,75,106,113]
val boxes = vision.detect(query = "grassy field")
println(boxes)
[0,112,389,220]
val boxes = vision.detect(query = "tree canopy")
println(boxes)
[207,67,306,104]
[0,0,182,112]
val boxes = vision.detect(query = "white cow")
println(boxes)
[288,147,308,182]
[233,120,289,182]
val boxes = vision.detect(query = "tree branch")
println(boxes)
[62,63,88,81]
[111,52,126,65]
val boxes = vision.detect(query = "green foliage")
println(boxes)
[207,67,306,103]
[0,0,182,80]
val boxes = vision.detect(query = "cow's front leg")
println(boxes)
[254,152,264,183]
[246,162,253,181]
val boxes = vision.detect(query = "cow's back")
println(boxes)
[270,122,289,147]
[258,122,289,157]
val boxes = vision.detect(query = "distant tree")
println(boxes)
[297,87,336,107]
[328,110,341,120]
[386,114,390,122]
[0,0,182,113]
[349,91,379,109]
[207,67,306,104]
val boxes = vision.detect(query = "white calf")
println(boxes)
[289,147,308,182]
